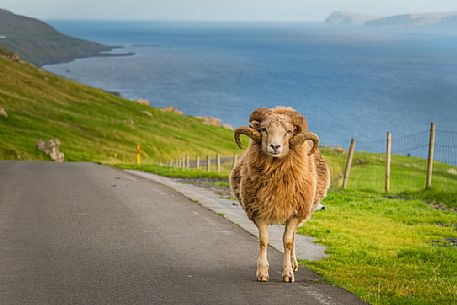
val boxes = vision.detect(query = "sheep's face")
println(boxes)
[251,114,293,158]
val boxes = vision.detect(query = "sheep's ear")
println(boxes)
[249,120,261,130]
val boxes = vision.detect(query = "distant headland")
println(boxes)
[325,11,457,29]
[0,8,133,66]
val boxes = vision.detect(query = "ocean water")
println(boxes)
[44,21,457,147]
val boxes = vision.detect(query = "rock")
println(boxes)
[0,107,7,118]
[222,123,234,130]
[447,168,457,176]
[7,52,20,62]
[335,146,345,154]
[136,98,149,106]
[196,116,221,127]
[160,107,183,115]
[356,158,367,165]
[36,138,64,162]
[123,118,135,126]
[196,116,234,129]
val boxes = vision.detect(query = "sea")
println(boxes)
[44,21,457,147]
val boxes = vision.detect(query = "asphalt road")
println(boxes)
[0,161,365,305]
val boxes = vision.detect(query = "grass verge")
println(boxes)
[299,190,457,305]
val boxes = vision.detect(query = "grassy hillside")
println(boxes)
[0,46,242,163]
[0,9,111,66]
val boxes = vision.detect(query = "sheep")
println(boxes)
[229,106,330,283]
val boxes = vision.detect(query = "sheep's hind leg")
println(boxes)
[255,220,269,282]
[291,232,299,272]
[283,217,300,283]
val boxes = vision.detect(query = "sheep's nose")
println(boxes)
[270,144,281,151]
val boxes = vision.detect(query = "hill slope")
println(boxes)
[0,9,111,66]
[0,46,241,163]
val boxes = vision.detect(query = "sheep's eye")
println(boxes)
[261,128,267,133]
[287,130,292,135]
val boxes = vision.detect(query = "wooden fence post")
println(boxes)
[216,154,221,173]
[385,131,392,193]
[136,144,141,165]
[426,122,436,189]
[342,138,356,189]
[207,155,211,172]
[196,156,200,169]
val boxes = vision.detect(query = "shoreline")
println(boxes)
[40,45,135,67]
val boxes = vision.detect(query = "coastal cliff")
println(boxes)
[0,8,112,66]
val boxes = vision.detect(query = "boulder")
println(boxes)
[7,52,20,62]
[447,168,457,176]
[196,115,234,130]
[141,110,152,117]
[160,107,183,115]
[335,146,345,154]
[0,107,7,118]
[136,98,149,106]
[196,116,221,127]
[36,138,64,162]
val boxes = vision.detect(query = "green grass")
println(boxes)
[299,191,457,305]
[0,48,246,163]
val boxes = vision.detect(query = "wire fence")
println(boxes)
[155,123,456,195]
[342,124,457,194]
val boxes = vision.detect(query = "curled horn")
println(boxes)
[234,126,261,149]
[249,107,272,126]
[288,111,308,134]
[290,131,319,156]
[286,110,318,155]
[233,108,272,149]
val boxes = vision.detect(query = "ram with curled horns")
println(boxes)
[230,106,330,283]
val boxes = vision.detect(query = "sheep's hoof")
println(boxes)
[256,262,269,282]
[283,270,295,283]
[256,272,270,282]
[292,260,299,272]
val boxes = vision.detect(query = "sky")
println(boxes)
[1,0,457,22]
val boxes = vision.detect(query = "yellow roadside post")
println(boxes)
[136,144,141,165]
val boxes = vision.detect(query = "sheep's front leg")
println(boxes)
[255,220,269,282]
[283,217,300,283]
[291,232,299,272]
